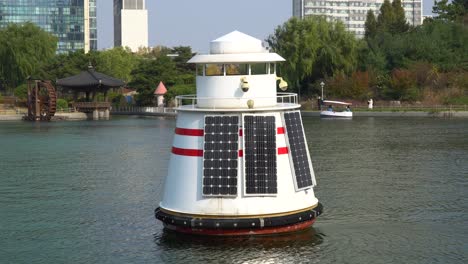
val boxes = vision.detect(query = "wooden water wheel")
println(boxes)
[26,80,57,121]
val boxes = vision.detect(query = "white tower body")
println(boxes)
[155,31,322,235]
[114,0,148,52]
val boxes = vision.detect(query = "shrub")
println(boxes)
[165,84,196,106]
[325,71,370,100]
[14,84,28,100]
[107,91,122,103]
[450,70,468,92]
[349,71,370,100]
[56,98,68,111]
[389,69,419,101]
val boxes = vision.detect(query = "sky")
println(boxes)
[97,0,435,53]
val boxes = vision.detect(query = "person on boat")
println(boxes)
[317,96,323,110]
[327,105,333,112]
[346,105,351,112]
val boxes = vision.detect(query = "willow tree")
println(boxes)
[0,23,57,90]
[267,16,358,97]
[267,17,316,97]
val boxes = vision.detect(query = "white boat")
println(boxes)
[320,100,353,118]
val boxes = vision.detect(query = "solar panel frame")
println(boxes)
[202,115,240,197]
[242,114,278,196]
[282,111,317,191]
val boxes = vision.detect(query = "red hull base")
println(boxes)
[164,218,317,236]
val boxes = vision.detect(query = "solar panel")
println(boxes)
[243,115,277,195]
[203,115,239,196]
[283,111,316,190]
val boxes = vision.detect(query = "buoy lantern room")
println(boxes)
[155,31,323,235]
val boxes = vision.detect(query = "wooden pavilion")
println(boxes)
[57,65,125,119]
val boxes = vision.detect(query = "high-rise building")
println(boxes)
[114,0,148,52]
[292,0,422,37]
[0,0,97,54]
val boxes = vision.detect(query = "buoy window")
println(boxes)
[226,64,248,76]
[199,63,275,76]
[270,63,276,74]
[250,63,268,75]
[196,64,204,76]
[205,64,224,76]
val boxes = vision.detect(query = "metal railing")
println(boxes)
[0,105,26,115]
[111,106,177,114]
[175,93,298,109]
[73,102,111,109]
[350,104,468,112]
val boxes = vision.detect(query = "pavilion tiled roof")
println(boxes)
[57,67,125,90]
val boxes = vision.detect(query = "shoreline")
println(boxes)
[1,110,468,121]
[302,110,468,118]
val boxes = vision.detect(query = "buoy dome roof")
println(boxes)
[188,31,285,64]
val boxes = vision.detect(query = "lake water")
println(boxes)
[0,116,467,264]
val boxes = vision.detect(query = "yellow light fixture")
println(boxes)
[240,77,250,92]
[247,99,254,109]
[276,77,288,91]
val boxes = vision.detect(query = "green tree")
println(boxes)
[377,0,394,32]
[171,46,196,74]
[169,46,196,85]
[40,50,95,81]
[56,98,68,111]
[125,45,196,106]
[405,20,468,71]
[267,16,358,96]
[13,83,28,100]
[313,19,358,78]
[0,23,57,91]
[391,0,410,33]
[267,17,317,94]
[365,10,378,38]
[433,0,468,23]
[94,47,138,83]
[357,39,388,73]
[129,55,179,106]
[165,84,196,106]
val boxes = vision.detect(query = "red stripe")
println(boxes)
[239,129,243,136]
[239,149,243,157]
[172,147,203,157]
[175,128,204,136]
[278,147,289,154]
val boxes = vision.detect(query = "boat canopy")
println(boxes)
[322,100,352,106]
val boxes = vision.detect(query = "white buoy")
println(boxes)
[155,31,322,235]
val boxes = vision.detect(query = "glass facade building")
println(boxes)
[292,0,422,38]
[88,0,97,51]
[0,0,97,53]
